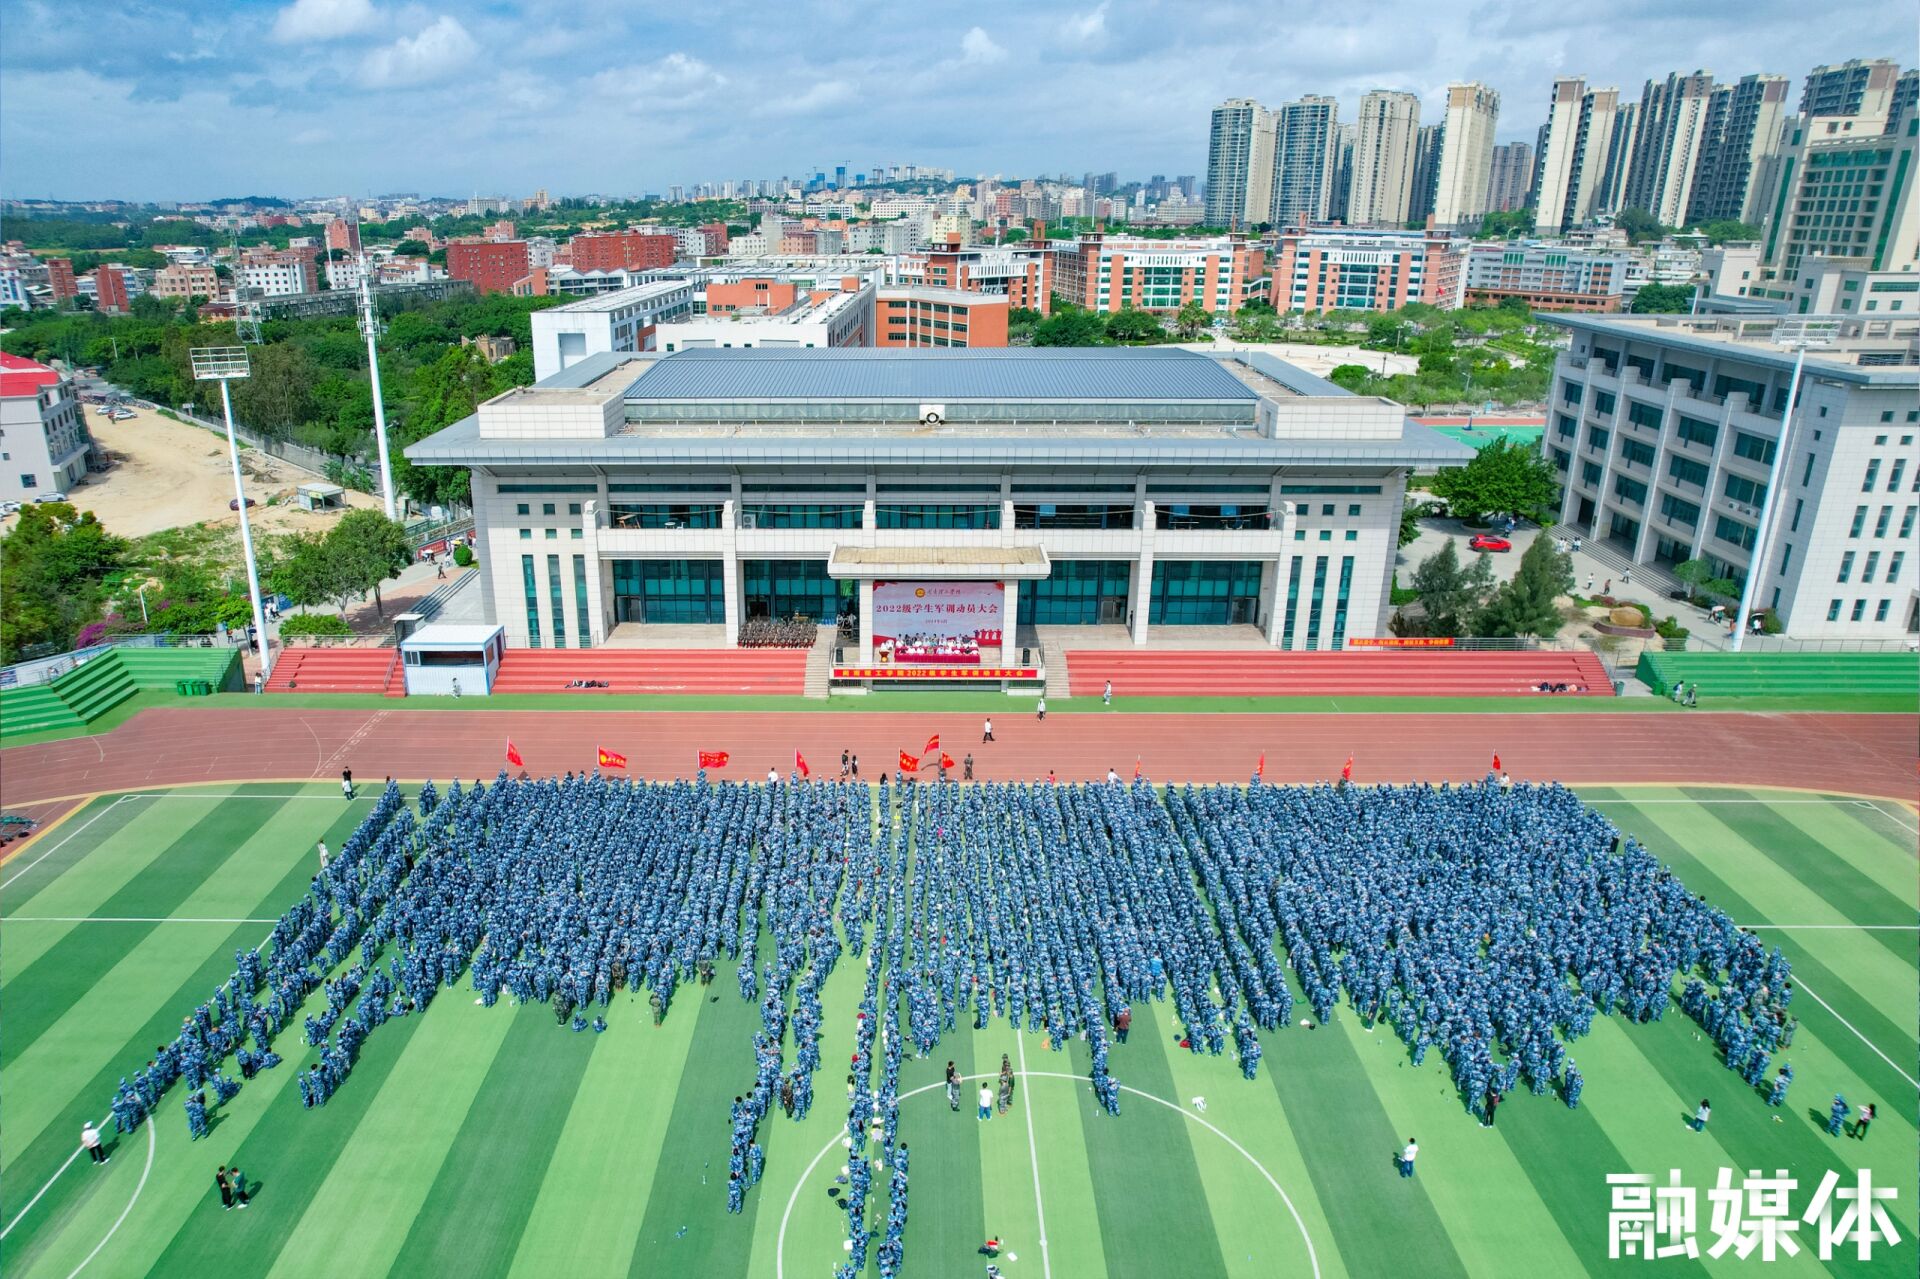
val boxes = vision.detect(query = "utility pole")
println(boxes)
[356,252,397,519]
[190,347,273,685]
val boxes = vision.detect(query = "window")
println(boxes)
[1344,530,1358,541]
[545,528,557,540]
[1874,506,1892,536]
[1713,515,1757,551]
[1018,560,1131,625]
[18,474,35,489]
[547,555,567,648]
[1593,390,1618,415]
[1722,474,1768,506]
[542,503,556,516]
[1676,416,1718,449]
[1621,439,1656,468]
[1659,494,1700,528]
[1876,600,1891,622]
[1581,460,1603,487]
[1828,599,1842,622]
[1555,413,1576,439]
[1347,504,1363,517]
[1851,600,1866,622]
[1789,498,1804,533]
[1587,425,1611,451]
[1801,453,1816,486]
[1148,560,1263,626]
[518,528,532,540]
[1850,506,1867,536]
[568,503,582,516]
[1732,431,1777,465]
[521,555,542,648]
[1888,458,1906,491]
[1303,557,1329,650]
[1838,551,1855,582]
[1779,543,1793,574]
[515,503,530,516]
[1613,475,1648,504]
[1626,401,1662,430]
[1862,459,1881,491]
[1903,506,1918,538]
[876,504,1000,529]
[1321,504,1335,516]
[1889,551,1906,581]
[1667,455,1709,487]
[1318,529,1332,540]
[615,559,726,624]
[573,557,591,646]
[1862,551,1881,582]
[1329,556,1356,650]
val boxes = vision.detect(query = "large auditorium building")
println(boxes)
[406,347,1469,677]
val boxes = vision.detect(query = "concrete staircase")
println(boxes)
[803,627,836,700]
[1039,634,1071,700]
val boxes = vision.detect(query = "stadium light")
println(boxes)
[190,346,275,686]
[1729,317,1840,653]
[355,251,397,520]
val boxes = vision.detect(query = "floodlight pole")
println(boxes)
[218,376,275,683]
[357,258,397,520]
[1729,322,1831,653]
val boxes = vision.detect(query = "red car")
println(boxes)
[1469,534,1512,552]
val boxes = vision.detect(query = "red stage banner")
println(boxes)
[833,667,1040,680]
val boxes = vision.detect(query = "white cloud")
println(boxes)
[766,79,856,115]
[589,53,728,113]
[271,0,378,44]
[960,26,1007,64]
[358,15,477,87]
[1060,3,1109,46]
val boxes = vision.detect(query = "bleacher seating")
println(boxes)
[1065,649,1614,698]
[1635,651,1917,699]
[263,646,397,694]
[491,648,808,695]
[0,646,242,738]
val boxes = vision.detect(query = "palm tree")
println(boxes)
[1174,300,1210,340]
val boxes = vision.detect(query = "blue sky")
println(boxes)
[0,0,1908,201]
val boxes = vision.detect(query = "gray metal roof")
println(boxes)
[620,347,1261,404]
[1542,314,1920,386]
[405,413,1474,469]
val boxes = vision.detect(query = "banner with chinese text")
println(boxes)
[871,580,1005,645]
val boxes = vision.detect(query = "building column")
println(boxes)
[1001,579,1021,666]
[582,500,608,645]
[858,578,875,663]
[1000,498,1015,548]
[1132,500,1156,646]
[862,497,877,546]
[722,499,742,645]
[471,472,498,626]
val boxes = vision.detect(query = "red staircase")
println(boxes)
[265,646,400,694]
[1065,650,1614,698]
[382,652,406,698]
[491,648,808,695]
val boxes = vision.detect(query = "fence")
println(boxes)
[0,633,226,688]
[135,400,368,487]
[1718,636,1919,655]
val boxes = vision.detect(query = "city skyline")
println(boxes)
[0,0,1910,201]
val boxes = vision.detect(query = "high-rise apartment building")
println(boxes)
[1408,124,1444,223]
[1269,96,1340,228]
[1328,124,1356,223]
[1890,70,1918,133]
[1430,82,1501,227]
[1687,74,1791,225]
[1533,78,1632,232]
[1205,99,1277,227]
[1485,141,1534,212]
[1799,58,1902,118]
[94,265,131,314]
[1757,114,1917,280]
[1347,90,1422,226]
[1592,100,1642,215]
[1622,71,1716,225]
[46,257,76,303]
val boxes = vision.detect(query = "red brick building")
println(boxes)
[447,240,532,295]
[895,242,1054,315]
[569,231,678,273]
[874,286,1009,347]
[46,257,76,303]
[94,265,131,313]
[324,218,361,253]
[698,222,730,255]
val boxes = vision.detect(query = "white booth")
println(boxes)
[400,623,504,697]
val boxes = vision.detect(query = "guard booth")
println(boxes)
[400,623,504,697]
[295,482,347,512]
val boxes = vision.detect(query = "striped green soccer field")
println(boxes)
[1,782,1913,1278]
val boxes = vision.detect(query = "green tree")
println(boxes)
[1474,533,1574,637]
[393,239,432,257]
[1630,283,1694,314]
[325,510,413,618]
[1673,557,1738,601]
[1428,436,1562,525]
[1328,363,1372,392]
[1474,209,1536,239]
[1104,308,1162,343]
[1699,219,1761,244]
[1405,539,1496,638]
[1612,207,1669,242]
[1030,309,1108,346]
[0,504,127,660]
[1173,300,1211,340]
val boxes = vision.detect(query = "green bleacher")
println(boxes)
[0,647,242,739]
[1635,650,1918,699]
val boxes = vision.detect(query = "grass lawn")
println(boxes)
[1,783,1913,1278]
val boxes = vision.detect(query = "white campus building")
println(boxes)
[1543,313,1919,639]
[404,348,1470,665]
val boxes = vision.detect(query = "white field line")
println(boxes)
[0,796,133,892]
[6,917,281,924]
[1016,1033,1052,1279]
[67,1113,156,1277]
[1790,975,1920,1092]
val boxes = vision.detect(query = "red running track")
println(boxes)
[0,706,1914,804]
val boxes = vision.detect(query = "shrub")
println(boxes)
[452,542,474,567]
[279,613,353,637]
[1653,615,1690,642]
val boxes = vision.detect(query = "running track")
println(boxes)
[0,706,1913,807]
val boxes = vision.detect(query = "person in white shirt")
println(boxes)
[767,766,779,784]
[317,841,330,871]
[1399,1137,1418,1177]
[81,1122,107,1164]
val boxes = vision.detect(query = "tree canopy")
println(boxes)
[0,504,126,661]
[1404,539,1496,638]
[1474,533,1574,638]
[273,510,413,619]
[1428,436,1562,525]
[1630,283,1694,314]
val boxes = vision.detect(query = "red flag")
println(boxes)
[940,752,955,770]
[506,740,523,768]
[697,749,729,770]
[923,733,940,757]
[1133,756,1142,781]
[597,747,627,770]
[1492,752,1502,773]
[795,750,810,779]
[1256,751,1266,780]
[1342,755,1354,781]
[899,750,920,773]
